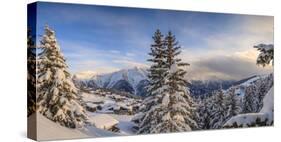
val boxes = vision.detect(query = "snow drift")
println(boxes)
[29,112,117,141]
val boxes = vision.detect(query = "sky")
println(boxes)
[35,2,273,80]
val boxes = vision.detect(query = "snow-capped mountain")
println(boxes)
[73,71,98,80]
[73,67,149,96]
[74,66,273,99]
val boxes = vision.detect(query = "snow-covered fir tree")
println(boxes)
[243,84,259,113]
[225,88,241,120]
[27,29,37,117]
[254,44,274,67]
[164,31,197,130]
[37,25,88,128]
[132,29,167,127]
[137,30,197,134]
[209,89,228,129]
[255,75,273,111]
[146,29,168,96]
[196,96,212,129]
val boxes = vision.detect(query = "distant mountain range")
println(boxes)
[73,67,149,96]
[72,67,264,97]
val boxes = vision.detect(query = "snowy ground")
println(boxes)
[82,90,139,135]
[30,112,116,141]
[110,114,136,135]
[88,113,136,135]
[82,90,140,135]
[82,91,141,114]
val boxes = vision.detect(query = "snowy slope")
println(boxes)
[227,74,270,98]
[109,114,136,135]
[238,74,268,86]
[223,87,273,127]
[29,112,117,141]
[260,86,274,123]
[32,112,89,141]
[90,114,119,130]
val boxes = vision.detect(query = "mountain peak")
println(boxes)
[73,66,149,95]
[73,71,97,80]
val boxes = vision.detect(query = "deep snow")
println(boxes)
[29,112,118,141]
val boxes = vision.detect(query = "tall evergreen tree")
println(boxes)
[164,31,190,68]
[37,26,88,128]
[196,96,212,129]
[164,31,197,130]
[209,89,227,129]
[225,88,241,120]
[137,30,197,134]
[132,30,167,129]
[255,76,273,111]
[136,29,167,133]
[147,29,168,96]
[27,29,37,117]
[243,85,259,113]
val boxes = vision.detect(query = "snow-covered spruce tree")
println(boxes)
[137,30,197,134]
[254,44,274,67]
[27,29,37,117]
[147,29,168,96]
[196,96,212,129]
[37,26,88,128]
[255,75,273,111]
[164,31,197,130]
[132,29,167,128]
[225,88,241,121]
[243,84,259,113]
[209,89,228,129]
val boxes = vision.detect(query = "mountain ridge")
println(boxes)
[73,67,149,96]
[73,67,270,97]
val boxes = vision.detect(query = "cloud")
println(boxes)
[42,5,273,79]
[125,52,136,57]
[60,40,149,74]
[113,59,149,69]
[109,50,121,54]
[186,53,272,81]
[70,60,120,74]
[179,16,273,80]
